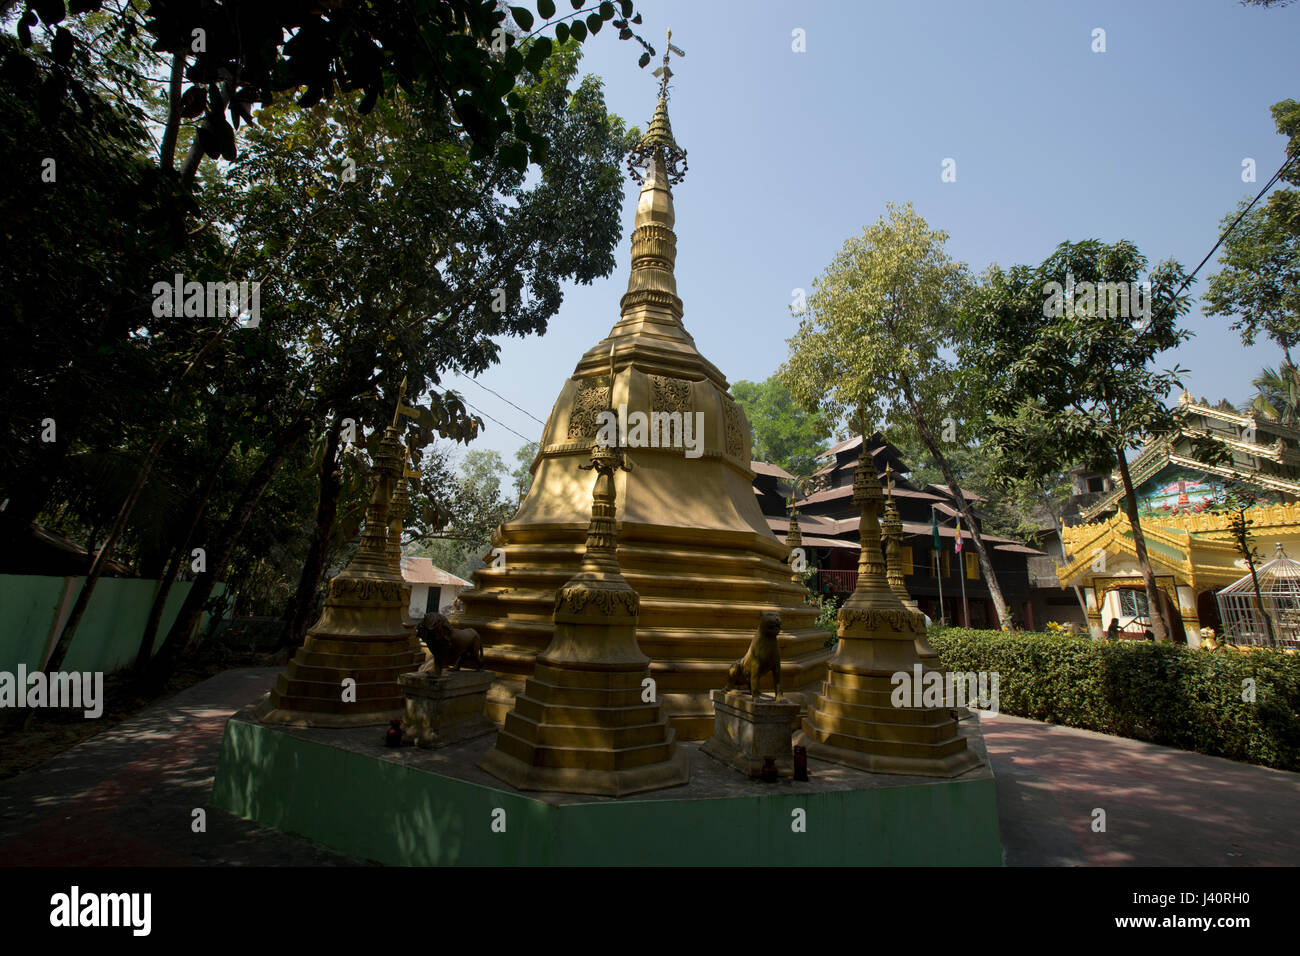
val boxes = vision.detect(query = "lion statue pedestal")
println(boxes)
[702,689,800,779]
[398,669,495,749]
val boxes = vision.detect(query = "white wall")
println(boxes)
[408,583,429,619]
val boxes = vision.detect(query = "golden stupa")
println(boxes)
[262,419,424,726]
[455,40,830,739]
[479,432,690,796]
[796,461,981,777]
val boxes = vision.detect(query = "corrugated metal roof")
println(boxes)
[401,557,471,587]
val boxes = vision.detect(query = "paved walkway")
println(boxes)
[0,669,360,866]
[0,668,1296,866]
[979,712,1300,866]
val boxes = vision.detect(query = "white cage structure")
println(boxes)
[1216,543,1300,649]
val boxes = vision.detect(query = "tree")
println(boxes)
[15,0,656,181]
[411,447,518,580]
[731,376,832,479]
[1221,484,1275,646]
[957,240,1193,643]
[780,202,1014,628]
[512,442,540,502]
[1204,99,1300,363]
[1250,363,1300,424]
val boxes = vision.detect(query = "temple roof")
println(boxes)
[751,460,795,480]
[1079,399,1300,522]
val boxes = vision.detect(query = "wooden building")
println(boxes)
[755,433,1053,629]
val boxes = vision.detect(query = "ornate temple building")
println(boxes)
[762,434,1057,629]
[453,79,828,739]
[1057,395,1300,642]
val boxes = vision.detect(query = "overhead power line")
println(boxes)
[455,371,547,426]
[1175,152,1298,298]
[459,395,537,445]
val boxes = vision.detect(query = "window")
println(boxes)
[901,546,914,576]
[1087,476,1105,493]
[965,552,979,580]
[1118,588,1150,620]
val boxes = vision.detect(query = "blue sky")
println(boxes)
[456,0,1300,463]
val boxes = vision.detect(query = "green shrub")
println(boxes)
[928,627,1300,771]
[802,592,840,646]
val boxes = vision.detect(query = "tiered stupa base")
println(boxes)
[479,659,689,797]
[479,435,690,797]
[796,669,981,777]
[263,622,424,728]
[462,525,830,740]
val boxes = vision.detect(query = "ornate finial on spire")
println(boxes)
[627,28,687,184]
[655,28,685,100]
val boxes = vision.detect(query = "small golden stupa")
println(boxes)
[796,458,981,777]
[478,431,689,796]
[882,465,935,663]
[261,402,424,726]
[454,35,830,738]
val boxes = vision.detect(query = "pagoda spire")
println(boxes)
[620,29,688,321]
[571,28,725,384]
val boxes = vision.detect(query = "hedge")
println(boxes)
[928,627,1300,772]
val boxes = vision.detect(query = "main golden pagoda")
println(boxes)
[454,39,830,739]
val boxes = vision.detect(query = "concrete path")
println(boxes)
[0,669,361,866]
[979,712,1300,866]
[1,668,1296,866]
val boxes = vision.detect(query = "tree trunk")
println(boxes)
[1240,522,1276,646]
[907,408,1012,629]
[42,432,170,673]
[147,421,308,689]
[159,53,186,174]
[134,444,231,675]
[83,521,99,574]
[281,415,343,649]
[1114,446,1172,643]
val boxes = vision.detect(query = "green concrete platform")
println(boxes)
[212,701,1003,866]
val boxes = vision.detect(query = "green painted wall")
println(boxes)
[0,575,67,673]
[0,574,225,673]
[212,717,1004,866]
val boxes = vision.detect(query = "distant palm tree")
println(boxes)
[1250,363,1300,425]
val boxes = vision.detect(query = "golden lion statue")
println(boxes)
[416,612,483,677]
[726,610,782,699]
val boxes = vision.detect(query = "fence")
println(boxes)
[0,574,226,674]
[815,569,858,594]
